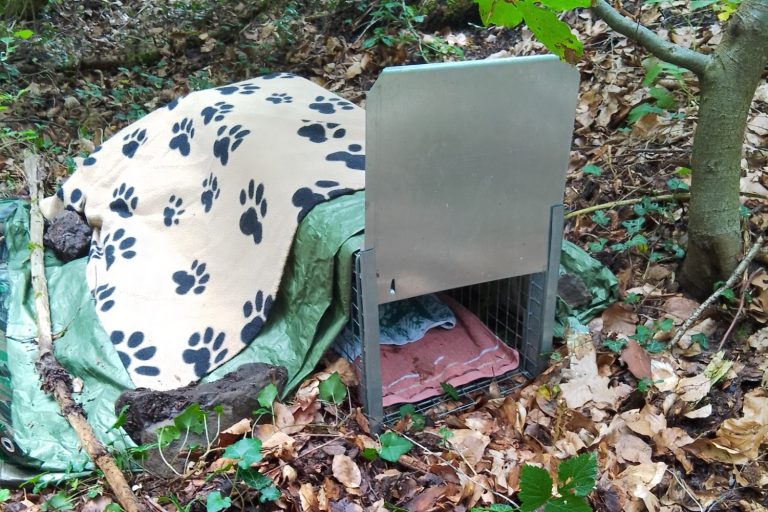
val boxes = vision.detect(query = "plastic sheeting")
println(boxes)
[0,192,364,482]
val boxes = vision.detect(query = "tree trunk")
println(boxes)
[679,0,768,299]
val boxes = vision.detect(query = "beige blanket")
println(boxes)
[42,73,366,390]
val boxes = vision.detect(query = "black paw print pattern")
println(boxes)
[240,290,274,344]
[121,128,147,158]
[89,237,104,262]
[56,187,84,208]
[239,180,268,245]
[266,93,293,104]
[216,83,261,96]
[213,125,251,166]
[182,327,228,378]
[110,331,159,377]
[292,180,355,222]
[166,98,180,110]
[102,228,137,270]
[309,95,355,115]
[169,117,195,156]
[93,284,116,312]
[163,195,185,227]
[83,145,102,166]
[109,183,139,218]
[260,72,296,79]
[297,120,346,144]
[200,101,234,125]
[172,259,210,295]
[326,143,366,170]
[201,173,221,213]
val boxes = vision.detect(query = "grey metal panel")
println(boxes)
[358,248,384,430]
[365,56,579,304]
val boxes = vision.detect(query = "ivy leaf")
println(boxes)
[223,437,262,469]
[475,0,524,27]
[206,491,231,512]
[666,178,690,191]
[155,425,181,449]
[582,164,602,176]
[538,0,591,10]
[519,465,554,512]
[257,383,278,409]
[319,372,348,404]
[259,486,281,503]
[544,495,592,512]
[557,452,597,496]
[174,403,207,435]
[691,332,709,349]
[379,432,413,462]
[239,467,273,490]
[518,0,584,61]
[603,338,627,353]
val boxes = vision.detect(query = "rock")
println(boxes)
[558,273,593,309]
[43,210,92,261]
[115,362,287,477]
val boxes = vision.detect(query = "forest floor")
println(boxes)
[1,0,768,510]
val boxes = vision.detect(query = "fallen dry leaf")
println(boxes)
[620,340,652,380]
[449,429,490,467]
[332,454,362,489]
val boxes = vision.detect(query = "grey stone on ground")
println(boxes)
[558,273,593,309]
[115,362,287,478]
[43,210,91,261]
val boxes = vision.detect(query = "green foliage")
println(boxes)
[666,178,689,191]
[636,377,654,393]
[258,383,279,409]
[610,234,648,253]
[714,281,736,303]
[629,320,673,354]
[475,0,588,60]
[319,372,348,403]
[175,403,207,435]
[379,431,413,462]
[206,491,231,512]
[587,238,607,252]
[469,505,516,512]
[519,453,597,512]
[441,382,460,400]
[623,292,641,305]
[223,437,263,469]
[0,489,10,502]
[591,210,610,227]
[603,338,627,353]
[691,332,709,349]
[398,404,426,430]
[41,492,74,511]
[582,164,602,176]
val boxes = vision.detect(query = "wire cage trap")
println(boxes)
[348,56,580,426]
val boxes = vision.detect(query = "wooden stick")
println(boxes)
[670,235,765,347]
[24,154,144,512]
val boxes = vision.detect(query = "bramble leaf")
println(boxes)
[557,452,597,496]
[519,465,553,512]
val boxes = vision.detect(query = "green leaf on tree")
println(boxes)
[379,432,413,462]
[557,452,597,496]
[319,372,348,404]
[517,0,584,60]
[257,383,279,409]
[519,465,554,512]
[538,0,591,11]
[223,437,263,469]
[206,491,231,512]
[475,0,524,28]
[174,403,207,435]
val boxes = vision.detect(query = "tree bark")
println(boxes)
[678,0,768,298]
[593,0,768,299]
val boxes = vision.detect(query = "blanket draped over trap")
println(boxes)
[41,74,365,389]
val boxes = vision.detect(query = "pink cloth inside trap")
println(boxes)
[379,295,520,407]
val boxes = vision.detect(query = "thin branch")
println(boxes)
[591,0,711,76]
[670,235,765,346]
[24,154,145,512]
[563,193,689,220]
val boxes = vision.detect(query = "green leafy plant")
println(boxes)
[319,372,348,404]
[603,338,627,353]
[206,490,231,512]
[221,439,281,503]
[475,0,589,61]
[41,492,74,511]
[441,382,460,400]
[0,489,10,502]
[223,437,263,469]
[623,292,641,305]
[253,383,278,416]
[378,431,413,462]
[518,452,597,512]
[398,404,426,431]
[590,210,610,227]
[587,238,607,252]
[582,164,602,176]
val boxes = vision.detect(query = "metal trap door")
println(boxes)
[365,56,580,304]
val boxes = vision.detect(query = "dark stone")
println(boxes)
[558,273,593,309]
[43,210,92,261]
[115,362,287,477]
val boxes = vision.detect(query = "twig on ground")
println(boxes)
[670,235,765,347]
[717,268,763,351]
[24,153,144,512]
